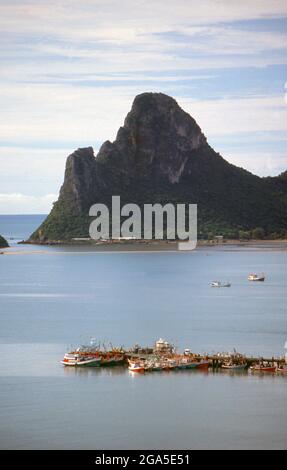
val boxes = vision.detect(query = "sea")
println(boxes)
[0,214,286,450]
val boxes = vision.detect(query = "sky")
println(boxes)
[0,0,287,214]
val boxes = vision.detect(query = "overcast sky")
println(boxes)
[0,0,287,214]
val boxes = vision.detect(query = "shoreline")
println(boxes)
[2,238,287,255]
[20,238,287,247]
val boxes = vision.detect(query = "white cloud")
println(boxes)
[1,84,286,144]
[179,26,287,55]
[0,0,286,213]
[0,84,141,144]
[0,193,57,214]
[179,95,287,136]
[221,151,287,177]
[0,146,72,194]
[0,0,287,83]
[1,0,287,39]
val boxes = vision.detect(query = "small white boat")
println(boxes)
[211,281,231,287]
[248,273,265,282]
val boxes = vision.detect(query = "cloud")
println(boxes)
[179,95,287,137]
[1,1,287,39]
[1,83,286,144]
[1,1,287,83]
[0,0,287,213]
[0,193,57,214]
[221,151,287,177]
[0,146,72,195]
[0,84,136,147]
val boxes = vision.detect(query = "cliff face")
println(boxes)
[58,147,98,212]
[29,92,287,242]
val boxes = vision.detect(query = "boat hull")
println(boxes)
[128,365,145,373]
[248,274,265,281]
[61,358,101,367]
[211,283,231,287]
[101,355,125,366]
[177,362,197,369]
[222,364,246,370]
[251,366,276,372]
[195,361,209,369]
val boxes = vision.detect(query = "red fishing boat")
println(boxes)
[250,363,276,372]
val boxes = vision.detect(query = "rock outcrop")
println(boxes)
[0,235,9,248]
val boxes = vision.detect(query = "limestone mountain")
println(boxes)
[29,92,287,242]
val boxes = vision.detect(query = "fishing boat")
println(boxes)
[61,353,101,367]
[128,362,145,373]
[159,359,173,371]
[101,353,125,366]
[194,360,209,369]
[145,360,163,371]
[128,359,145,373]
[177,357,197,369]
[250,363,276,372]
[248,273,265,282]
[211,281,231,287]
[222,362,246,370]
[277,364,287,373]
[166,359,178,370]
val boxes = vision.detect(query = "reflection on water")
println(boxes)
[63,365,127,377]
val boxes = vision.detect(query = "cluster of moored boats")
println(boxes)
[61,338,287,375]
[221,361,283,373]
[128,356,209,373]
[211,272,265,287]
[128,357,286,374]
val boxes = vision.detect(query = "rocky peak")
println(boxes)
[124,92,205,148]
[97,92,207,184]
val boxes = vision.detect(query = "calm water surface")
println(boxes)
[0,215,286,449]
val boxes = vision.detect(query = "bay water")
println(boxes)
[0,215,286,449]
